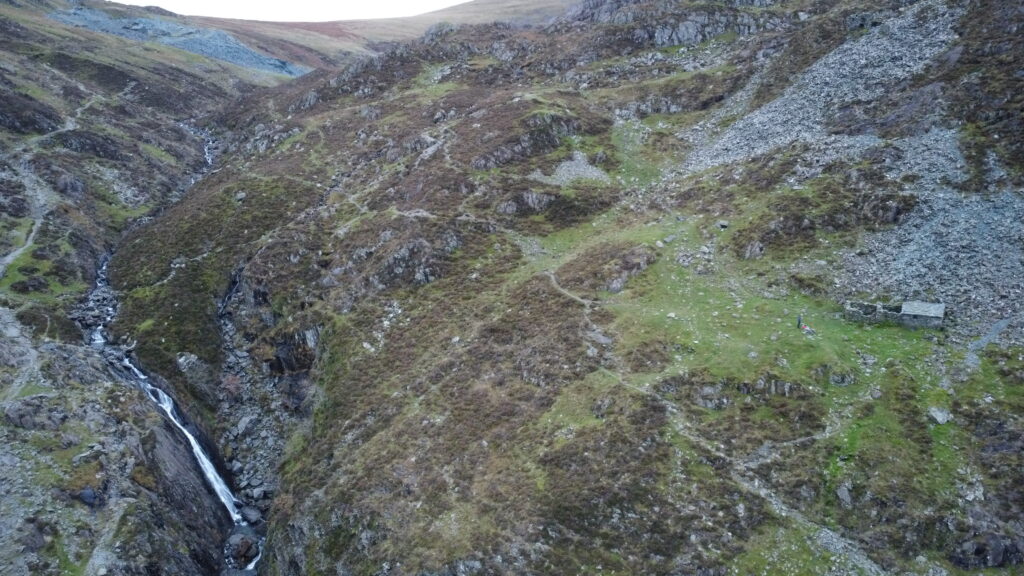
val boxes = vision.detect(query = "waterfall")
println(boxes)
[84,260,261,571]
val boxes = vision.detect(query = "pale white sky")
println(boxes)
[114,0,473,22]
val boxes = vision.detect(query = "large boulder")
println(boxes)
[225,524,260,566]
[2,397,66,430]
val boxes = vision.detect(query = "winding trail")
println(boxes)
[545,273,890,575]
[623,372,887,575]
[0,84,107,280]
[543,270,597,308]
[0,78,139,273]
[965,317,1013,371]
[0,308,41,402]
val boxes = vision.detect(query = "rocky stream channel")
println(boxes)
[75,260,266,574]
[66,128,268,575]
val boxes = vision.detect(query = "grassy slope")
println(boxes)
[108,1,1024,574]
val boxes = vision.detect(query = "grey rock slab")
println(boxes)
[240,506,262,525]
[928,407,952,425]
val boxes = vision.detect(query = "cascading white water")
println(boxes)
[89,263,242,522]
[87,261,261,571]
[122,358,242,522]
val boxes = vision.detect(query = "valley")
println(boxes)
[1,0,1022,575]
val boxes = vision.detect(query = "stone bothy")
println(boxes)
[899,301,946,329]
[844,300,945,329]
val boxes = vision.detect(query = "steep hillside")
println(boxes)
[0,1,273,573]
[3,0,1023,574]
[106,0,1024,575]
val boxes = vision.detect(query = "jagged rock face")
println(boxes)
[568,0,780,23]
[564,0,786,48]
[0,324,232,575]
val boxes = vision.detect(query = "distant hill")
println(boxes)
[189,0,578,68]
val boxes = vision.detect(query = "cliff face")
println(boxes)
[3,0,1024,574]
[0,309,233,575]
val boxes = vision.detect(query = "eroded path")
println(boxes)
[545,272,892,575]
[0,82,111,279]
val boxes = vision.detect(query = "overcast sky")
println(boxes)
[113,0,473,22]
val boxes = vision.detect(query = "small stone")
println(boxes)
[928,407,951,425]
[235,415,255,437]
[226,525,259,564]
[836,484,853,509]
[79,486,98,508]
[830,373,855,387]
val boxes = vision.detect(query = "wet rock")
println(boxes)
[226,524,260,565]
[240,506,262,524]
[147,423,234,567]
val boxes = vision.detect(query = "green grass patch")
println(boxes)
[139,142,177,165]
[730,524,836,576]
